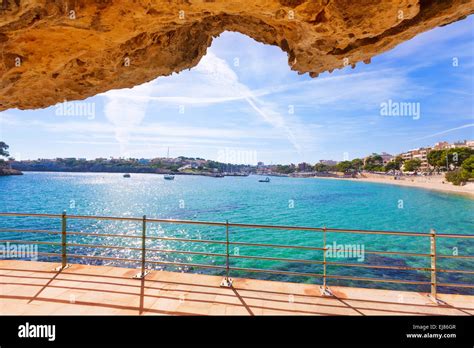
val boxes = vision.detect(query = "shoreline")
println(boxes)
[9,169,248,177]
[10,170,474,198]
[315,174,474,198]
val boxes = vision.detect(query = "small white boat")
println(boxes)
[259,177,270,183]
[123,173,131,178]
[164,174,175,180]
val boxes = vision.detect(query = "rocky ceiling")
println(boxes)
[0,0,472,111]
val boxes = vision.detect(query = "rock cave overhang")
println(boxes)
[0,0,472,111]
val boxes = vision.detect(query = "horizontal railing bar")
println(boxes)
[37,252,62,257]
[67,231,141,239]
[436,234,474,239]
[229,254,324,264]
[146,248,226,258]
[0,239,62,246]
[325,274,430,285]
[437,268,474,275]
[67,254,141,262]
[437,254,474,259]
[67,243,226,259]
[146,217,227,227]
[326,261,433,272]
[145,260,226,270]
[63,214,143,222]
[229,266,323,278]
[67,243,142,251]
[363,250,431,258]
[229,241,324,251]
[1,212,472,239]
[55,253,226,271]
[437,282,474,289]
[228,222,324,232]
[0,213,62,218]
[69,215,227,227]
[145,236,227,245]
[230,223,445,238]
[0,228,62,235]
[67,214,227,226]
[68,243,226,258]
[325,228,429,237]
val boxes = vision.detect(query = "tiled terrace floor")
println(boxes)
[1,260,472,315]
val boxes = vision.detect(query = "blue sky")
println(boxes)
[1,15,473,164]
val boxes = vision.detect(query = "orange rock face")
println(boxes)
[0,0,472,111]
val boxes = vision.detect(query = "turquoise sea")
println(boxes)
[1,172,473,293]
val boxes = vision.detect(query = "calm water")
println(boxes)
[1,172,473,293]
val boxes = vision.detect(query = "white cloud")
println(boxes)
[103,81,154,156]
[100,51,307,151]
[412,123,474,141]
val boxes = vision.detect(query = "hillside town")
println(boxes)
[257,140,474,178]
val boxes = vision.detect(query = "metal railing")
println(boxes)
[0,212,473,302]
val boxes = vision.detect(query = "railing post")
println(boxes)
[220,220,233,287]
[320,226,332,296]
[133,215,150,279]
[429,228,439,303]
[323,226,327,288]
[54,211,70,271]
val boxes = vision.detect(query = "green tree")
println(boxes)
[445,169,469,186]
[384,161,398,172]
[427,150,444,171]
[351,158,363,172]
[446,147,474,169]
[274,165,295,174]
[363,153,383,171]
[0,141,9,158]
[460,155,474,179]
[336,161,353,173]
[403,158,422,172]
[384,156,403,172]
[313,163,329,172]
[0,141,10,168]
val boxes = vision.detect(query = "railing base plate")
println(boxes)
[220,277,233,288]
[320,286,334,297]
[133,270,150,279]
[428,294,446,306]
[54,264,71,271]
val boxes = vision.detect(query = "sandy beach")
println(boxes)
[324,173,474,198]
